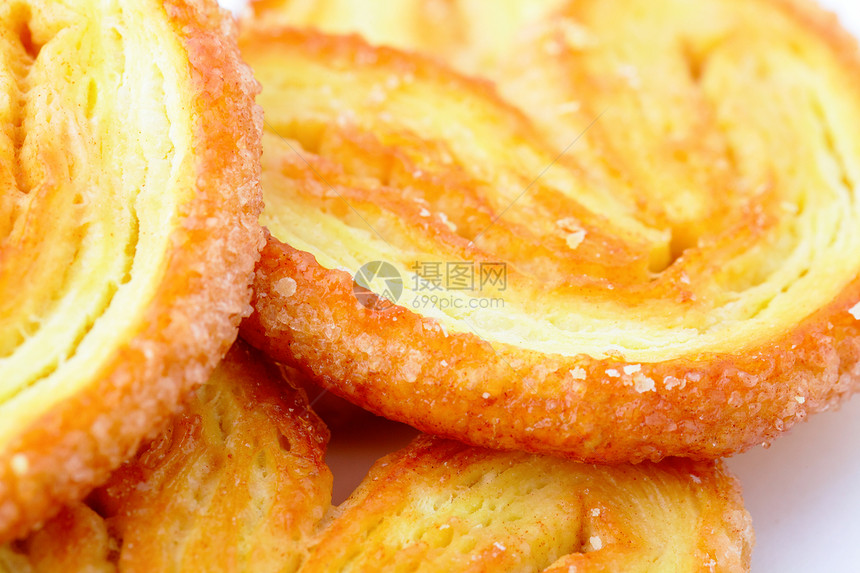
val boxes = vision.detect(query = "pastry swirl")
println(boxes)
[0,352,751,572]
[297,436,752,573]
[240,0,860,461]
[0,0,263,541]
[0,342,331,572]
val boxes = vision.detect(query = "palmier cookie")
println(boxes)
[0,341,331,572]
[303,435,752,573]
[0,376,751,572]
[0,0,263,541]
[240,1,860,461]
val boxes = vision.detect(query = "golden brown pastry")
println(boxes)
[0,341,332,573]
[302,435,753,572]
[0,0,263,542]
[0,375,752,572]
[239,0,860,462]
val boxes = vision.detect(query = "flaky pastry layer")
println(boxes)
[0,347,751,572]
[241,0,860,461]
[303,435,752,572]
[0,0,263,541]
[0,342,332,572]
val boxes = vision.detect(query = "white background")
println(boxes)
[224,0,860,570]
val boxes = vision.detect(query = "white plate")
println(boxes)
[225,0,860,569]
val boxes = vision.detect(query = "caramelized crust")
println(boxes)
[240,0,860,461]
[0,376,752,572]
[0,0,263,541]
[302,435,753,572]
[0,342,332,573]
